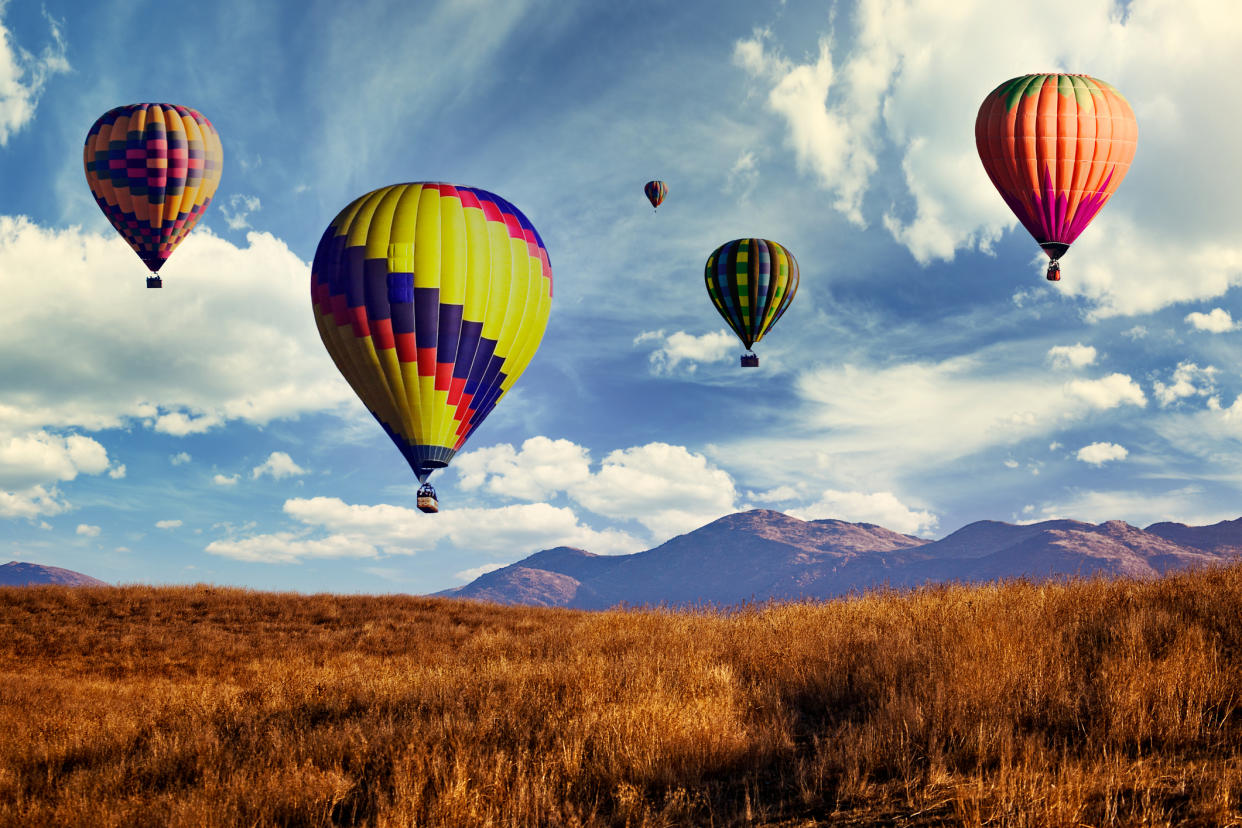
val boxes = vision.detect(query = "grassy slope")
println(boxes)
[1,566,1241,827]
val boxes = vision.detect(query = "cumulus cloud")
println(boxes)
[736,0,1242,315]
[155,519,182,529]
[252,452,307,480]
[1153,362,1217,407]
[170,452,191,466]
[572,443,739,538]
[108,464,126,479]
[0,7,69,145]
[0,219,352,436]
[207,497,644,564]
[1065,374,1146,410]
[0,431,110,489]
[212,473,239,486]
[1046,343,1097,370]
[1185,308,1237,333]
[455,438,739,539]
[1076,442,1128,466]
[787,490,937,535]
[634,329,735,374]
[455,436,591,501]
[75,523,100,537]
[0,485,65,519]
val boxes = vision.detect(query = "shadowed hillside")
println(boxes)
[2,567,1241,826]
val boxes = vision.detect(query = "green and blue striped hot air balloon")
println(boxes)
[704,238,799,368]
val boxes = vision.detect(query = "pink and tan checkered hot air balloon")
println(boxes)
[975,74,1136,281]
[84,103,223,288]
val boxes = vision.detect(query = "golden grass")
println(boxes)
[1,566,1241,827]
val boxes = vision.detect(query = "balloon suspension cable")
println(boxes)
[1046,259,1061,282]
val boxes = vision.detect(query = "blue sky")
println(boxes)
[2,0,1241,593]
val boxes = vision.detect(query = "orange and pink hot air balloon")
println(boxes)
[975,74,1136,281]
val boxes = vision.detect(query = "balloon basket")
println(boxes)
[1046,261,1061,282]
[146,276,163,289]
[417,483,439,514]
[741,353,759,368]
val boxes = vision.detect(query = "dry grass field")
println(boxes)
[1,566,1241,827]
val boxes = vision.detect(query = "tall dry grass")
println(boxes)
[1,566,1241,827]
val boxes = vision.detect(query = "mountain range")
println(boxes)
[438,510,1242,609]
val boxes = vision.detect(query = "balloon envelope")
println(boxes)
[704,238,799,351]
[83,103,223,279]
[975,74,1136,269]
[644,180,667,209]
[311,183,553,483]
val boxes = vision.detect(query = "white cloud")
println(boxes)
[1153,362,1217,407]
[1123,326,1148,340]
[734,29,882,225]
[571,443,738,538]
[1076,442,1128,466]
[1065,374,1147,410]
[155,519,182,530]
[1004,459,1019,469]
[170,452,192,466]
[1024,487,1233,528]
[787,490,937,535]
[455,438,739,540]
[75,523,100,537]
[634,329,735,374]
[0,7,69,145]
[252,452,307,480]
[455,436,590,500]
[454,563,506,582]
[713,351,1149,493]
[108,464,126,479]
[212,473,239,486]
[736,0,1242,315]
[0,431,110,490]
[1047,343,1097,370]
[0,219,353,436]
[207,497,644,564]
[1185,308,1237,333]
[206,531,378,564]
[726,150,760,198]
[0,485,66,519]
[219,194,261,231]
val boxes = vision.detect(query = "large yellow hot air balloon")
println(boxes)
[83,103,223,288]
[311,183,553,513]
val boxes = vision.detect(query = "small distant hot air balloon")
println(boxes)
[83,103,223,288]
[311,183,553,513]
[704,238,798,367]
[644,180,667,211]
[976,74,1137,281]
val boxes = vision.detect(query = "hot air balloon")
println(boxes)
[975,74,1136,281]
[311,183,553,513]
[644,180,667,211]
[83,103,223,288]
[704,238,798,368]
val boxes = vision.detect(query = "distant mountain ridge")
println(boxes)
[439,510,1242,609]
[0,561,107,587]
